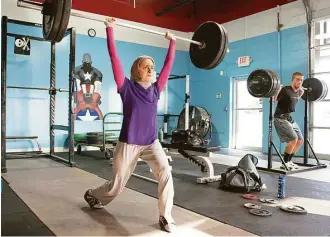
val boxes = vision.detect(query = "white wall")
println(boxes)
[1,0,191,51]
[311,0,330,20]
[222,1,307,43]
[220,0,330,43]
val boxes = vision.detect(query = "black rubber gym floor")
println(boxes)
[1,178,55,236]
[2,151,330,236]
[67,150,330,236]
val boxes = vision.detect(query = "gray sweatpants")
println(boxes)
[90,139,174,222]
[274,117,303,143]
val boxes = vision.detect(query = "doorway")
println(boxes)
[233,79,263,151]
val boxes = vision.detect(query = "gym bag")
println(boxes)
[218,154,263,193]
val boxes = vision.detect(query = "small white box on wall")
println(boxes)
[237,56,252,67]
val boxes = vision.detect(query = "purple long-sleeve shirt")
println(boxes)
[106,27,176,145]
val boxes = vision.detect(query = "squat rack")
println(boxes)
[260,92,327,174]
[1,16,76,172]
[157,73,190,139]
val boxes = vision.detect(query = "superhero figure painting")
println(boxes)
[74,53,104,121]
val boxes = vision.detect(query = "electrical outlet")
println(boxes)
[216,93,222,99]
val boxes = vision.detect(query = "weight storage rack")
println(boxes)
[75,112,122,159]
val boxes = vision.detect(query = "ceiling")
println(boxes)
[52,0,298,32]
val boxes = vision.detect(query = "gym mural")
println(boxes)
[74,53,104,121]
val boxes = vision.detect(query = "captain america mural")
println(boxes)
[74,53,104,121]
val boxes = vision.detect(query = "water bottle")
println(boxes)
[158,128,164,142]
[277,174,286,199]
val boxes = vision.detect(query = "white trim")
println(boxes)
[232,77,263,151]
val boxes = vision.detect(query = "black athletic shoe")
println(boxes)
[84,189,103,209]
[159,215,176,233]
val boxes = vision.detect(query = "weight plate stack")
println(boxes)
[190,21,228,70]
[247,69,280,98]
[265,69,281,98]
[86,132,103,145]
[302,78,328,102]
[207,24,228,70]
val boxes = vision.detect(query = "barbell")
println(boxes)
[247,69,328,102]
[17,0,228,70]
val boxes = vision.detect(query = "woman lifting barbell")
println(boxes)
[83,17,177,233]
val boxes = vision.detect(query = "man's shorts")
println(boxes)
[274,117,303,143]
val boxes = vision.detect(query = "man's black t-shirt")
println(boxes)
[274,86,299,121]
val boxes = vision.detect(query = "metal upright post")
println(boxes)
[304,89,309,164]
[1,16,8,173]
[268,98,273,169]
[185,75,190,131]
[50,42,56,156]
[68,28,76,166]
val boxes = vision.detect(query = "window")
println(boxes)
[311,18,330,156]
[313,101,330,127]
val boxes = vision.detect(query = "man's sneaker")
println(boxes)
[289,161,299,169]
[84,189,103,209]
[159,215,176,233]
[280,162,292,170]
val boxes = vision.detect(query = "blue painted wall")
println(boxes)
[189,25,308,156]
[5,23,188,150]
[4,21,309,156]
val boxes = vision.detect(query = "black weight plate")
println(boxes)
[320,80,328,100]
[249,208,272,217]
[266,70,281,97]
[318,80,325,101]
[190,21,227,70]
[87,132,103,136]
[279,205,307,214]
[54,0,72,42]
[247,69,275,98]
[209,24,228,69]
[87,136,101,145]
[207,24,228,70]
[268,70,281,97]
[42,0,64,41]
[177,106,211,138]
[323,81,329,100]
[301,78,326,101]
[264,70,276,97]
[319,81,326,100]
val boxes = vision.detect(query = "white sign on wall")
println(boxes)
[237,56,252,67]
